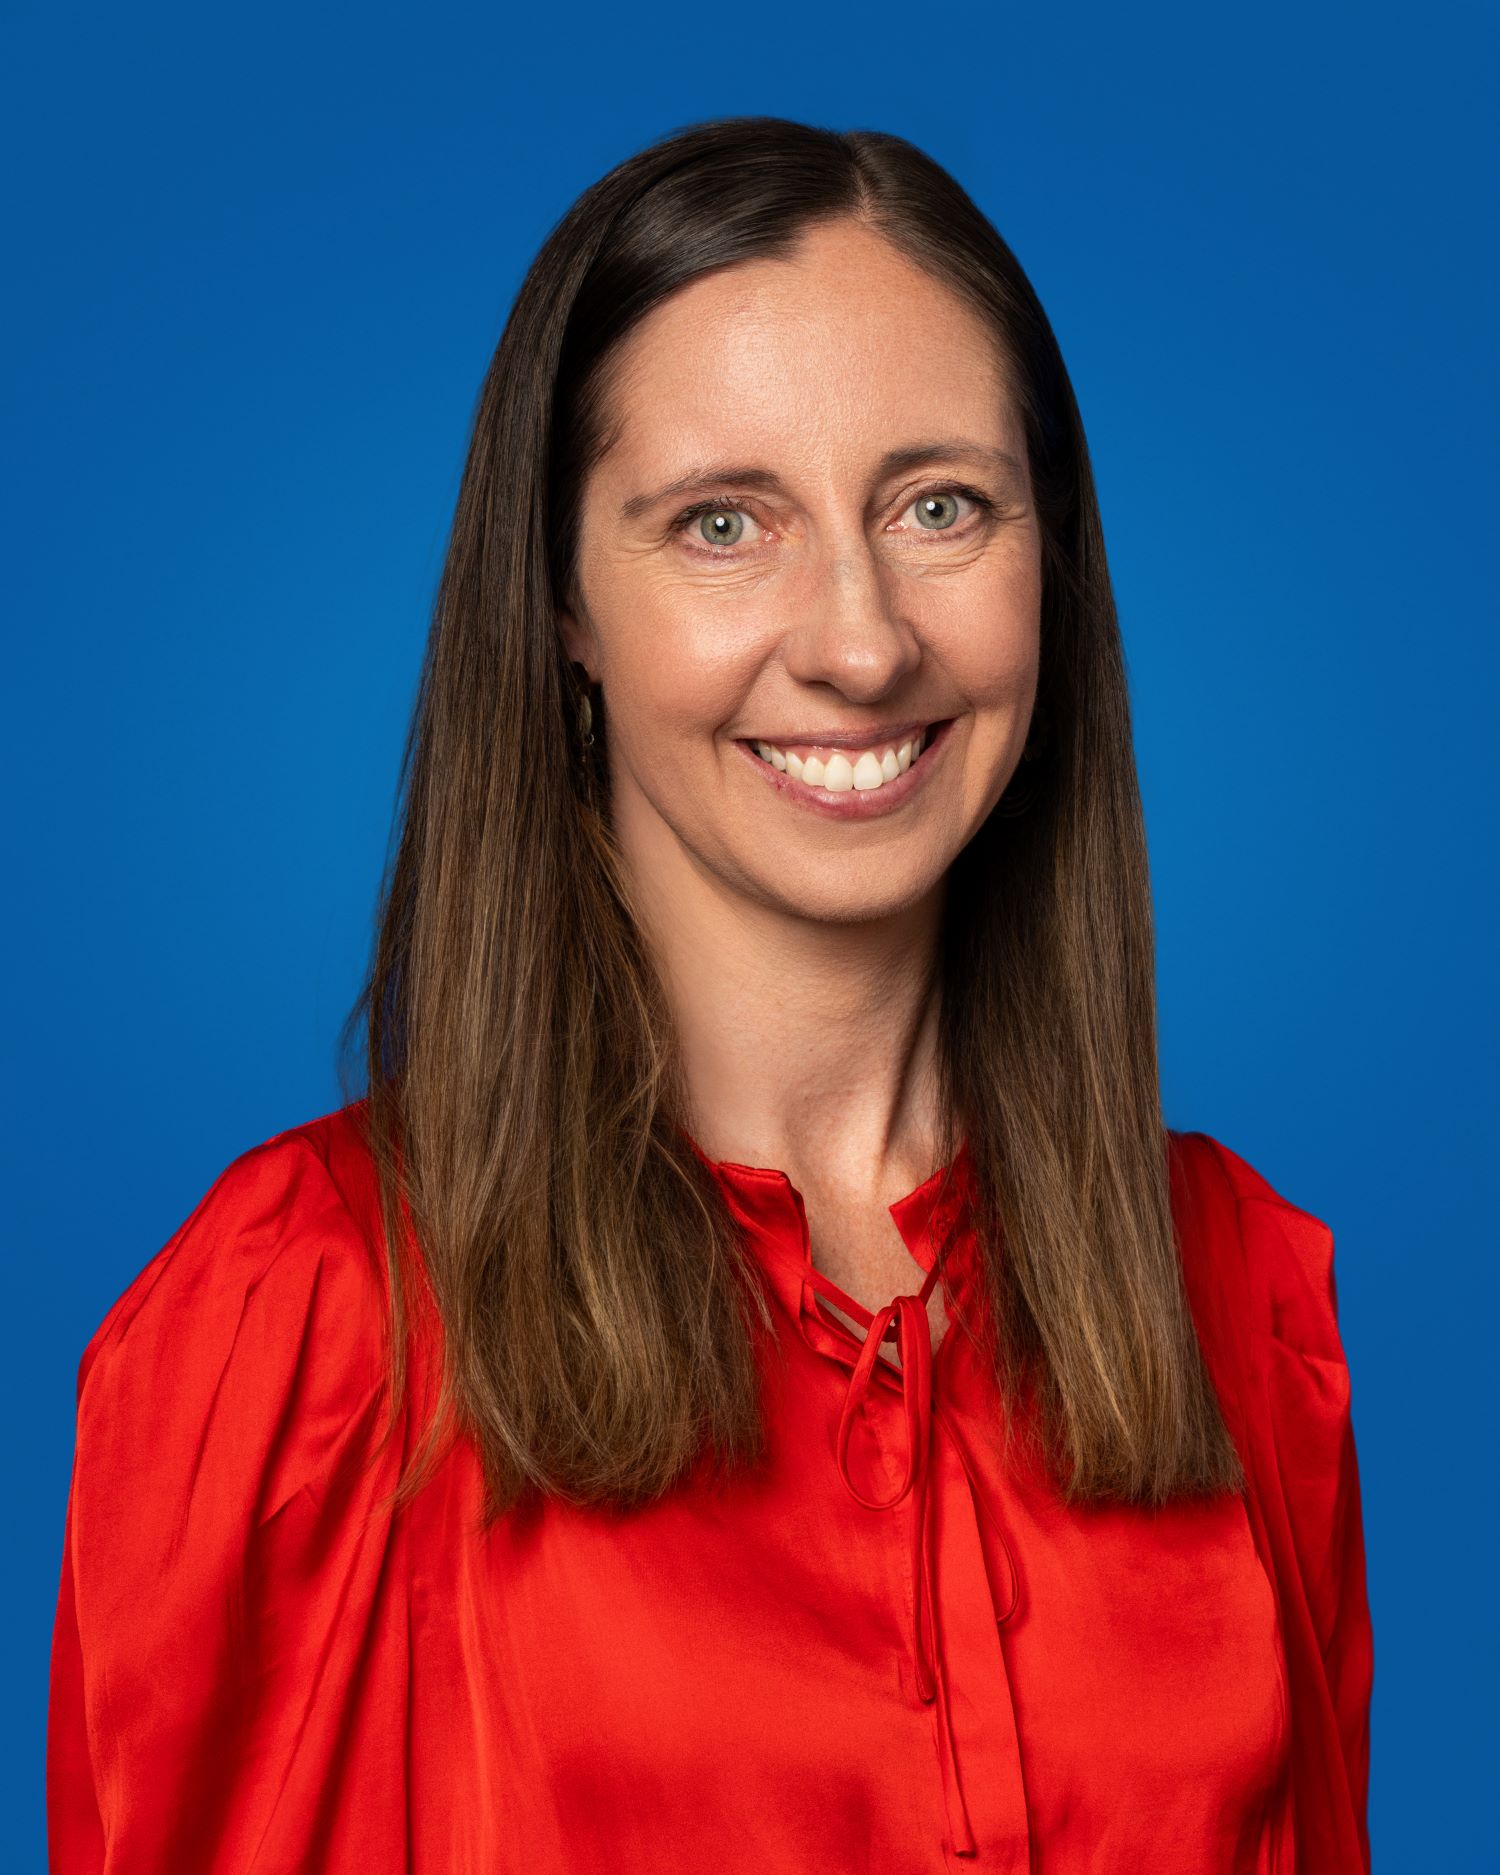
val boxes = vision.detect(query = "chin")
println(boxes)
[747,859,946,926]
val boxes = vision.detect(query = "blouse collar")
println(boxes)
[684,1132,984,1331]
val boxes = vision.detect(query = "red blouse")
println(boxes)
[47,1101,1372,1872]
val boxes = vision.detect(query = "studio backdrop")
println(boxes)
[7,5,1496,1870]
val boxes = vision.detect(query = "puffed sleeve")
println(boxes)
[1208,1137,1374,1871]
[47,1127,410,1873]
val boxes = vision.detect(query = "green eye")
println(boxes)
[697,508,747,547]
[915,492,961,530]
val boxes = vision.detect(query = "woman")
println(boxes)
[47,117,1373,1872]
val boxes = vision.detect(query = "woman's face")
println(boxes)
[559,217,1042,928]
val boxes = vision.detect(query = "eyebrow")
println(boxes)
[618,440,1029,522]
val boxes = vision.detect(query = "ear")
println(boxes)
[557,604,600,682]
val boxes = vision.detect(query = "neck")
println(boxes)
[618,814,949,1203]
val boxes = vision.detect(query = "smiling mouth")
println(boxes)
[741,721,951,794]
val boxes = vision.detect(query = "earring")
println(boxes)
[570,664,600,794]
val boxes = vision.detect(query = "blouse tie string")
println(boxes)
[818,1244,1021,1860]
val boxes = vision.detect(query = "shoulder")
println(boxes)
[83,1100,381,1353]
[1168,1127,1346,1362]
[74,1101,390,1508]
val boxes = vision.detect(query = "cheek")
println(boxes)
[930,557,1042,709]
[605,589,764,753]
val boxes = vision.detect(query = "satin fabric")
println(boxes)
[48,1102,1372,1871]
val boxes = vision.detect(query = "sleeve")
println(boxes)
[47,1129,407,1874]
[1208,1138,1374,1871]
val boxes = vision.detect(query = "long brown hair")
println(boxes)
[338,114,1244,1520]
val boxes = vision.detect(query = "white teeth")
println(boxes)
[750,726,937,791]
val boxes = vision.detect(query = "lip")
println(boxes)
[742,718,931,751]
[733,717,957,821]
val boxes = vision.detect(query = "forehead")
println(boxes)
[595,222,1018,479]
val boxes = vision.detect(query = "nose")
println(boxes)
[780,535,922,703]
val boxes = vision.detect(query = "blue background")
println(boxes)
[7,2,1495,1864]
